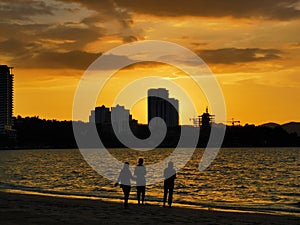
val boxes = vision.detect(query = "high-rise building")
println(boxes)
[90,104,137,133]
[0,65,14,133]
[148,88,179,127]
[111,104,130,133]
[93,105,111,125]
[167,98,179,127]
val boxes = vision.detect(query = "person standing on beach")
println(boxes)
[163,161,176,207]
[115,162,134,208]
[134,158,146,205]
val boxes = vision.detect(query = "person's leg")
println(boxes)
[123,186,130,208]
[168,187,174,207]
[137,187,141,205]
[141,186,145,204]
[163,186,168,207]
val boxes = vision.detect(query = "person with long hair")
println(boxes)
[115,162,134,208]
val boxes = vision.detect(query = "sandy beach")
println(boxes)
[0,191,299,225]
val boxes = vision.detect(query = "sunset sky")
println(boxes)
[1,0,300,125]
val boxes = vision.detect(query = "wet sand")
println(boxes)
[0,192,299,225]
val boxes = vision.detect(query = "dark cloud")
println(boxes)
[38,22,105,50]
[11,50,101,69]
[10,50,139,70]
[114,0,300,20]
[122,35,138,43]
[123,61,165,70]
[58,0,133,28]
[88,54,138,70]
[0,22,49,41]
[0,23,48,61]
[0,16,105,67]
[57,0,142,42]
[0,39,28,56]
[40,24,96,40]
[57,0,113,12]
[197,48,282,64]
[0,14,106,48]
[0,0,55,21]
[0,0,144,71]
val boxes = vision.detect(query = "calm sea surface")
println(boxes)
[0,148,299,216]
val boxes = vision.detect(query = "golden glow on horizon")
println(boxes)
[94,63,209,125]
[13,62,300,125]
[14,68,82,120]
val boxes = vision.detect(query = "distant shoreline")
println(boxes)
[1,116,298,150]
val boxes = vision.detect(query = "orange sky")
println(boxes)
[1,0,300,125]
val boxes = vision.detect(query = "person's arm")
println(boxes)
[115,171,121,186]
[173,173,176,180]
[173,169,176,179]
[130,171,136,181]
[133,167,137,180]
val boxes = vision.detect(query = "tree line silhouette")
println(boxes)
[0,116,299,149]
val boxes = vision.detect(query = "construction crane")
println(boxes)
[228,118,240,126]
[189,116,201,127]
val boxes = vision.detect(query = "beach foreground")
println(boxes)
[0,192,298,225]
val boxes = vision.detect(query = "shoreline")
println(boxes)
[0,191,299,225]
[2,188,299,217]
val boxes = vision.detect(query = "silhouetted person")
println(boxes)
[163,161,176,207]
[115,162,133,208]
[134,158,146,205]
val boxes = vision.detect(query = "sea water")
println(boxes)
[0,148,299,216]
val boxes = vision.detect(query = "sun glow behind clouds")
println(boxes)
[2,0,299,124]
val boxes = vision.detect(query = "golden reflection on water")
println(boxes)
[0,148,299,215]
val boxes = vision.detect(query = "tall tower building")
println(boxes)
[167,98,179,127]
[93,105,111,125]
[148,88,179,128]
[0,65,14,133]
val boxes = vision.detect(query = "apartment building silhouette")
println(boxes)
[0,65,14,133]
